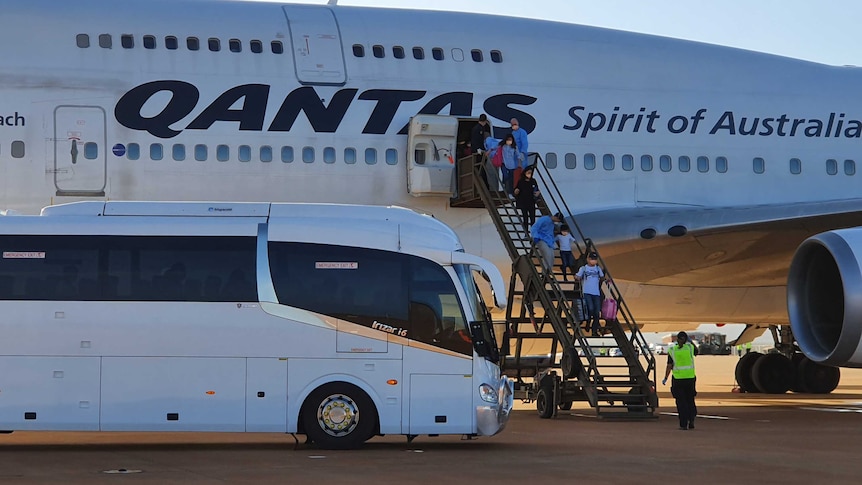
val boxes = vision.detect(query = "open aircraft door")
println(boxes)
[53,105,106,197]
[282,5,346,86]
[407,115,458,197]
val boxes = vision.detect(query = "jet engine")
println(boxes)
[788,228,862,367]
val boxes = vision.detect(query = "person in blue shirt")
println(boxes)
[576,252,606,335]
[510,118,529,168]
[530,212,562,271]
[499,134,524,197]
[555,224,577,281]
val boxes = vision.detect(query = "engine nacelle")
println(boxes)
[788,229,862,367]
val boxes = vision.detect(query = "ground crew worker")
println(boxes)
[662,331,698,430]
[745,342,752,354]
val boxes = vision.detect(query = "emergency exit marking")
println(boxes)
[315,262,358,269]
[3,251,45,259]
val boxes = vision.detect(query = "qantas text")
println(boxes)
[115,81,538,139]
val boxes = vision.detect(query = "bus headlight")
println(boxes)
[479,383,499,403]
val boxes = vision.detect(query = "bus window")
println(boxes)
[409,257,470,355]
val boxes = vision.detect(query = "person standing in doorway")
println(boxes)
[472,114,492,156]
[662,331,698,430]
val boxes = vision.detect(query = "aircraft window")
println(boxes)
[716,156,728,173]
[324,147,336,164]
[584,153,596,170]
[790,158,802,174]
[99,34,112,48]
[603,154,615,171]
[490,50,503,63]
[386,148,398,165]
[545,153,557,169]
[281,146,294,163]
[451,48,464,62]
[622,154,634,171]
[372,45,384,58]
[229,39,241,53]
[250,40,263,54]
[753,157,765,174]
[121,34,134,49]
[82,143,97,160]
[165,36,178,50]
[826,159,838,176]
[344,148,357,164]
[679,156,691,172]
[365,148,377,165]
[660,155,671,172]
[413,47,425,60]
[393,46,405,59]
[208,38,220,52]
[260,146,273,163]
[302,147,315,163]
[352,44,364,57]
[845,159,856,176]
[11,141,25,159]
[143,35,156,49]
[697,156,709,173]
[471,49,483,62]
[565,153,577,169]
[271,41,284,54]
[150,144,163,161]
[127,143,140,160]
[239,145,252,162]
[432,47,444,61]
[187,37,200,51]
[640,155,653,172]
[76,34,90,48]
[172,144,185,161]
[217,144,230,162]
[195,144,207,161]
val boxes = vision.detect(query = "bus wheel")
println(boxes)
[301,382,377,450]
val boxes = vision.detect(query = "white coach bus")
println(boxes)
[0,201,512,449]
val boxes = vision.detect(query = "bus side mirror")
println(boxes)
[470,321,499,363]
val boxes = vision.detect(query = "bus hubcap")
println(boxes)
[317,394,359,437]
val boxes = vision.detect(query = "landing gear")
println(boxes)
[733,325,840,394]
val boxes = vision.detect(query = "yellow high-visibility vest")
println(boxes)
[669,342,696,379]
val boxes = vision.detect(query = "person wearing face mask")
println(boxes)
[510,118,529,185]
[499,134,524,197]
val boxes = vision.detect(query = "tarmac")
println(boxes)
[2,355,862,484]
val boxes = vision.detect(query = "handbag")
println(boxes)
[491,148,503,168]
[601,298,618,320]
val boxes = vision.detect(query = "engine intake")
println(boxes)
[788,229,862,367]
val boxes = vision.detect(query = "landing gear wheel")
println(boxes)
[734,351,763,393]
[558,401,573,411]
[301,382,377,450]
[790,353,808,393]
[752,353,794,394]
[798,358,841,394]
[536,385,555,419]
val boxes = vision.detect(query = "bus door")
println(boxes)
[53,105,107,197]
[407,115,458,197]
[282,5,346,86]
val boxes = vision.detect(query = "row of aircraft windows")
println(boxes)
[75,34,284,54]
[545,153,859,175]
[0,141,26,159]
[124,143,399,165]
[353,44,503,63]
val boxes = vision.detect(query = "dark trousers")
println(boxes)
[584,293,602,334]
[519,205,535,233]
[671,377,697,428]
[560,251,575,278]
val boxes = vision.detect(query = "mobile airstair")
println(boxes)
[453,153,658,419]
